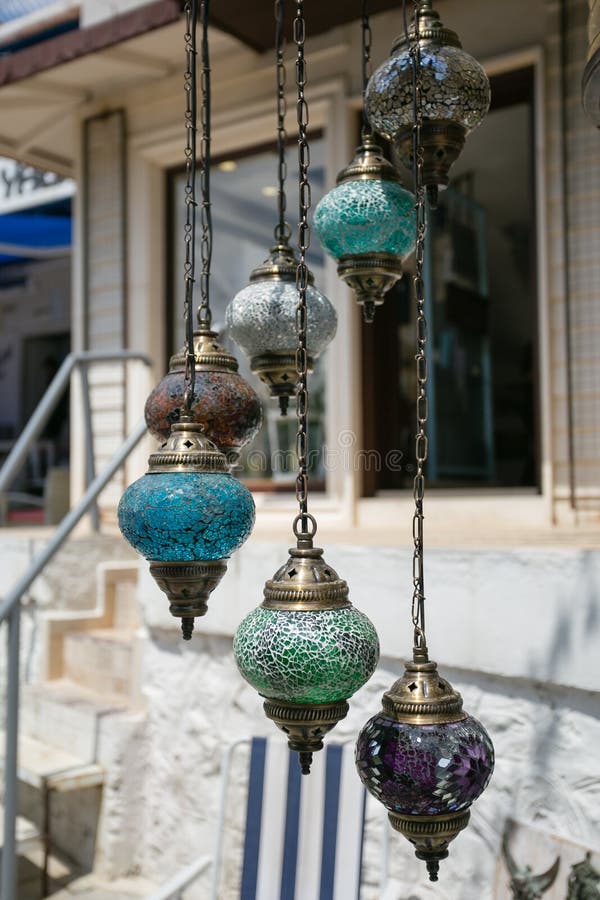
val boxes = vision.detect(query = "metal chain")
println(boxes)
[183,0,198,409]
[274,0,291,243]
[403,0,428,656]
[198,0,212,329]
[293,0,314,539]
[361,0,373,138]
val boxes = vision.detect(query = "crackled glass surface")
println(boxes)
[144,370,262,454]
[118,472,255,561]
[366,45,490,138]
[355,713,494,816]
[225,281,337,358]
[314,180,415,261]
[233,607,379,704]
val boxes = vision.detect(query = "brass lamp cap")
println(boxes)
[169,322,238,373]
[391,0,461,51]
[336,134,402,185]
[249,237,315,285]
[382,657,466,725]
[148,417,228,474]
[262,538,351,611]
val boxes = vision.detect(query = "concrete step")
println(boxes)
[20,680,129,759]
[0,730,103,795]
[62,629,136,698]
[0,806,41,855]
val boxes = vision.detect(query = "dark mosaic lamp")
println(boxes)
[313,135,415,323]
[118,415,255,640]
[365,0,490,205]
[144,315,262,466]
[234,529,379,774]
[355,1,494,880]
[225,239,337,416]
[355,648,494,881]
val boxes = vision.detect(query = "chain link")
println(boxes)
[274,0,292,243]
[198,0,212,329]
[183,0,198,409]
[294,0,312,535]
[361,0,373,138]
[403,0,428,655]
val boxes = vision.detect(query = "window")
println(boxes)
[362,67,538,493]
[168,136,329,487]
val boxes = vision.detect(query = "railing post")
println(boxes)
[1,601,20,900]
[79,362,99,531]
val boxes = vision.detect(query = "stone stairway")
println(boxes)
[1,559,146,899]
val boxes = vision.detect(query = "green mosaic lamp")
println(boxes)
[313,135,415,323]
[234,3,379,775]
[234,524,379,774]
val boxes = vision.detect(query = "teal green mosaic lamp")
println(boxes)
[314,135,415,323]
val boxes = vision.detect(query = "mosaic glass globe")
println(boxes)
[313,135,415,322]
[225,239,337,414]
[144,321,262,466]
[355,654,494,881]
[233,534,380,773]
[365,0,490,198]
[118,417,255,639]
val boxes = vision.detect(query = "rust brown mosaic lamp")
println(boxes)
[118,0,255,641]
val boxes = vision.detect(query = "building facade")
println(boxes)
[0,1,599,897]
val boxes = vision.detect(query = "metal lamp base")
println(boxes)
[388,809,471,881]
[263,698,349,774]
[149,560,228,640]
[337,254,403,323]
[251,353,314,416]
[392,120,467,209]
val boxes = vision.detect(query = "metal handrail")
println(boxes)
[0,350,151,528]
[1,350,152,900]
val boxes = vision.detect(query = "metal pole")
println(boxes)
[1,602,21,900]
[0,420,147,623]
[79,363,100,531]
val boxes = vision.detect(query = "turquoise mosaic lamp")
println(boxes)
[234,525,379,774]
[118,415,255,640]
[313,134,415,323]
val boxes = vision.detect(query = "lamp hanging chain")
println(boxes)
[404,0,428,657]
[293,0,314,540]
[183,0,198,409]
[360,0,373,138]
[274,0,291,243]
[198,0,212,329]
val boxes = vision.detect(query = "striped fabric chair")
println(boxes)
[211,737,368,900]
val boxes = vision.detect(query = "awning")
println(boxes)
[0,209,71,263]
[0,0,60,23]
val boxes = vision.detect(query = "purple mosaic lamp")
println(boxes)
[355,0,494,880]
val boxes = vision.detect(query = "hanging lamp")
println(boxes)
[144,0,262,458]
[225,0,337,416]
[365,0,490,206]
[233,0,379,775]
[355,4,494,880]
[118,0,255,641]
[313,1,415,323]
